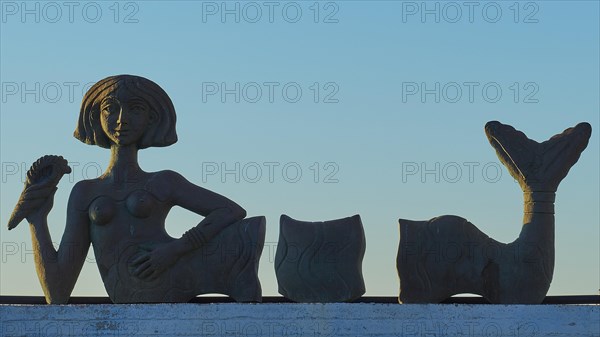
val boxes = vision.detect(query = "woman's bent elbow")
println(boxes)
[231,205,246,221]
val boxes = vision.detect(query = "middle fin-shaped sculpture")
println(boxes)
[275,214,366,302]
[397,121,592,304]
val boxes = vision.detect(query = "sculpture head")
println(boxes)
[74,75,177,149]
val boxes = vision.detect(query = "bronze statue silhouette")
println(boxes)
[397,121,592,304]
[8,75,265,304]
[7,77,592,305]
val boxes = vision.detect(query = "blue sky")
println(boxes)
[1,1,598,298]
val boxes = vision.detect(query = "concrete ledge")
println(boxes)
[1,303,598,336]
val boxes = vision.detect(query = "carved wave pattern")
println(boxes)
[275,214,366,303]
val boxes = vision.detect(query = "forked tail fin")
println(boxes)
[485,121,591,193]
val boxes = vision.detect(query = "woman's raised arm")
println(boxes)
[26,180,91,304]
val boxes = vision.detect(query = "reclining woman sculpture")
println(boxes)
[7,75,266,304]
[397,121,592,304]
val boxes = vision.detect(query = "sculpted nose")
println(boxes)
[117,109,128,125]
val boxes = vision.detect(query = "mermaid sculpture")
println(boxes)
[8,75,266,304]
[397,121,592,304]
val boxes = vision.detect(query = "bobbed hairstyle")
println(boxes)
[74,75,177,149]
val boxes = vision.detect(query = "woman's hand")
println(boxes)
[22,185,58,225]
[130,242,181,280]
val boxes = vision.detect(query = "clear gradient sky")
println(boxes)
[1,0,598,297]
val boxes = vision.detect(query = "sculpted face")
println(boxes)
[100,88,150,147]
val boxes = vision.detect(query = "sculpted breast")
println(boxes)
[88,190,158,225]
[125,190,156,218]
[89,196,116,225]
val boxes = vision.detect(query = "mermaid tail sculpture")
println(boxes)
[7,155,71,230]
[397,121,592,304]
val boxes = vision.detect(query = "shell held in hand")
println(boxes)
[7,155,72,230]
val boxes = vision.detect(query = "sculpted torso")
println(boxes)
[77,172,174,296]
[71,168,236,302]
